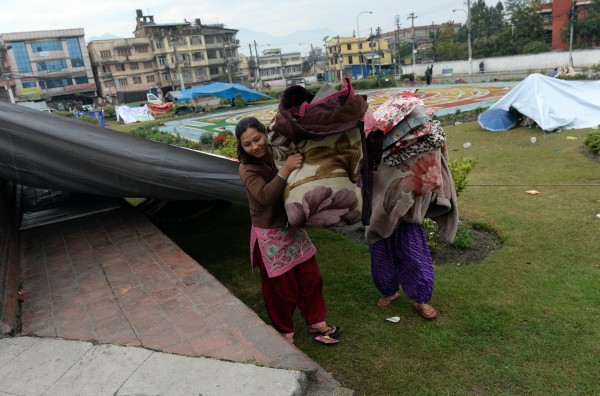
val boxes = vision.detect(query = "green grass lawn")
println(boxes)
[158,122,600,395]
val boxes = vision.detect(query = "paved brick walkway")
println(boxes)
[19,206,337,387]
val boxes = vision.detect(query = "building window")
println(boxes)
[162,72,170,81]
[74,76,89,84]
[135,46,148,53]
[42,77,73,89]
[205,36,215,44]
[132,76,142,84]
[66,37,84,67]
[100,50,111,58]
[115,64,125,72]
[143,61,153,68]
[347,44,351,50]
[348,56,353,65]
[36,60,67,72]
[209,66,220,74]
[116,48,131,57]
[207,50,218,59]
[193,52,204,61]
[146,75,155,83]
[12,42,33,73]
[154,40,163,49]
[190,36,202,45]
[31,40,62,52]
[22,81,37,88]
[158,57,166,65]
[117,78,128,86]
[101,65,111,73]
[130,62,139,70]
[195,68,205,76]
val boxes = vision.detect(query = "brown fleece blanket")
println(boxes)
[269,78,369,228]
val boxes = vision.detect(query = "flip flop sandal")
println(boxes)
[377,291,401,308]
[309,325,343,338]
[414,303,438,319]
[314,335,340,345]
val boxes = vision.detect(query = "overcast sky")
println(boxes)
[1,0,501,54]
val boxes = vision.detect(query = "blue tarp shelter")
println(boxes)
[176,82,271,103]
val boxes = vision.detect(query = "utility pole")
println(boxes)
[253,40,262,89]
[395,15,401,76]
[170,37,186,90]
[248,44,254,87]
[467,0,473,75]
[370,29,375,76]
[336,35,342,81]
[568,0,576,68]
[407,13,418,74]
[323,36,330,81]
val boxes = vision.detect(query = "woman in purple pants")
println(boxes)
[369,221,438,319]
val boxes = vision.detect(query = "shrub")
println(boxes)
[449,156,478,197]
[451,226,473,249]
[77,115,100,125]
[584,130,600,155]
[219,136,238,158]
[233,93,245,108]
[200,132,214,145]
[102,105,116,120]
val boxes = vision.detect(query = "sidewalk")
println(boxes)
[7,203,352,395]
[0,337,307,395]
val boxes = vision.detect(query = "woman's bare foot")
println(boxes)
[377,291,401,308]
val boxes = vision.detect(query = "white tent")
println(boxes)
[488,73,600,131]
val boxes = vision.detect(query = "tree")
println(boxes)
[573,0,600,47]
[301,46,323,73]
[505,0,546,54]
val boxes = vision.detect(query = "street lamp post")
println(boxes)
[356,11,372,78]
[453,4,473,75]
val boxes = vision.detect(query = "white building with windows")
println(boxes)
[257,48,303,82]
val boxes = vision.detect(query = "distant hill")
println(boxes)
[236,27,337,56]
[86,33,123,43]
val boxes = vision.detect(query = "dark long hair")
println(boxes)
[235,116,268,164]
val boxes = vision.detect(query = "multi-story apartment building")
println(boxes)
[0,29,96,107]
[132,9,241,94]
[257,48,302,82]
[326,35,394,80]
[88,38,158,105]
[539,0,595,50]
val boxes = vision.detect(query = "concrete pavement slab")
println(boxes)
[0,337,92,395]
[44,343,152,395]
[116,350,307,396]
[0,337,307,396]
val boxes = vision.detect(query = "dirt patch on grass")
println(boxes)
[329,223,502,265]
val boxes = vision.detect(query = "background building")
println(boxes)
[540,0,595,50]
[88,38,158,105]
[132,9,241,95]
[326,35,393,80]
[0,29,96,108]
[257,48,302,82]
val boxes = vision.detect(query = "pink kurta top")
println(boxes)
[250,224,317,278]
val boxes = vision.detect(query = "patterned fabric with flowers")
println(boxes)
[250,224,317,278]
[373,93,425,134]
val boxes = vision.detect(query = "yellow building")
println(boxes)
[326,35,393,80]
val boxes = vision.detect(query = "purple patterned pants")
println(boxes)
[369,222,434,304]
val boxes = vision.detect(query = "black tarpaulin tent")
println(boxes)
[0,102,247,203]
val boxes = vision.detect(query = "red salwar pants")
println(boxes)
[254,247,327,335]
